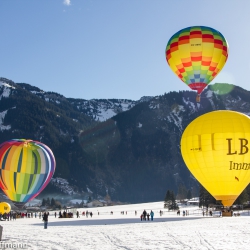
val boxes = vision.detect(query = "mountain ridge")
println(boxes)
[1,77,250,203]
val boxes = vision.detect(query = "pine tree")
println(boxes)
[177,184,188,201]
[234,189,249,205]
[191,186,198,198]
[46,197,51,206]
[54,200,62,209]
[164,190,179,211]
[164,190,171,208]
[51,198,55,207]
[42,198,46,206]
[187,189,192,200]
[88,196,92,203]
[199,185,216,208]
[247,184,250,197]
[170,191,179,210]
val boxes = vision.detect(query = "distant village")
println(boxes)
[17,177,129,212]
[0,177,201,212]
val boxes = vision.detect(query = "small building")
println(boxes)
[69,199,83,205]
[87,200,104,207]
[26,198,42,207]
[187,197,199,206]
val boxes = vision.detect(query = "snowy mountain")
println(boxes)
[1,77,250,203]
[2,78,152,122]
[68,97,152,122]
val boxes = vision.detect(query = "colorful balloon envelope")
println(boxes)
[0,139,56,208]
[166,26,229,102]
[0,202,11,214]
[181,111,250,206]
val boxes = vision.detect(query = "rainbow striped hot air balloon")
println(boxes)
[166,26,229,102]
[0,139,56,208]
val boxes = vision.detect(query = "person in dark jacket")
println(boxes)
[43,212,48,229]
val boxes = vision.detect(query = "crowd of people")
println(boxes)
[3,206,241,231]
[0,212,17,220]
[177,210,189,216]
[0,211,45,220]
[81,211,93,218]
[57,211,74,218]
[140,210,154,221]
[39,209,157,229]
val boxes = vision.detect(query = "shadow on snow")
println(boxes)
[32,217,203,227]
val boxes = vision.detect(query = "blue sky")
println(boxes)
[1,0,250,100]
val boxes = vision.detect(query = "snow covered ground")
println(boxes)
[1,201,250,250]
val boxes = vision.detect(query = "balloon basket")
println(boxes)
[222,211,233,217]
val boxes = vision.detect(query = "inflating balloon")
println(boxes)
[0,202,11,214]
[181,111,250,206]
[166,26,229,102]
[0,139,56,208]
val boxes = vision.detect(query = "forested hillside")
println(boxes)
[1,77,250,203]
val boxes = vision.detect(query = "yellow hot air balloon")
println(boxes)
[0,202,11,214]
[181,110,250,206]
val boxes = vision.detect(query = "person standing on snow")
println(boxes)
[143,210,147,220]
[150,210,154,221]
[43,212,48,229]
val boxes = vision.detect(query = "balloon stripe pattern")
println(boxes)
[166,26,229,94]
[0,139,55,203]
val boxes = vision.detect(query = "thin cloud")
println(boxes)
[63,0,71,6]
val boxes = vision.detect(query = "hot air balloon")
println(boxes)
[166,26,229,102]
[0,202,11,214]
[181,110,250,207]
[0,139,56,209]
